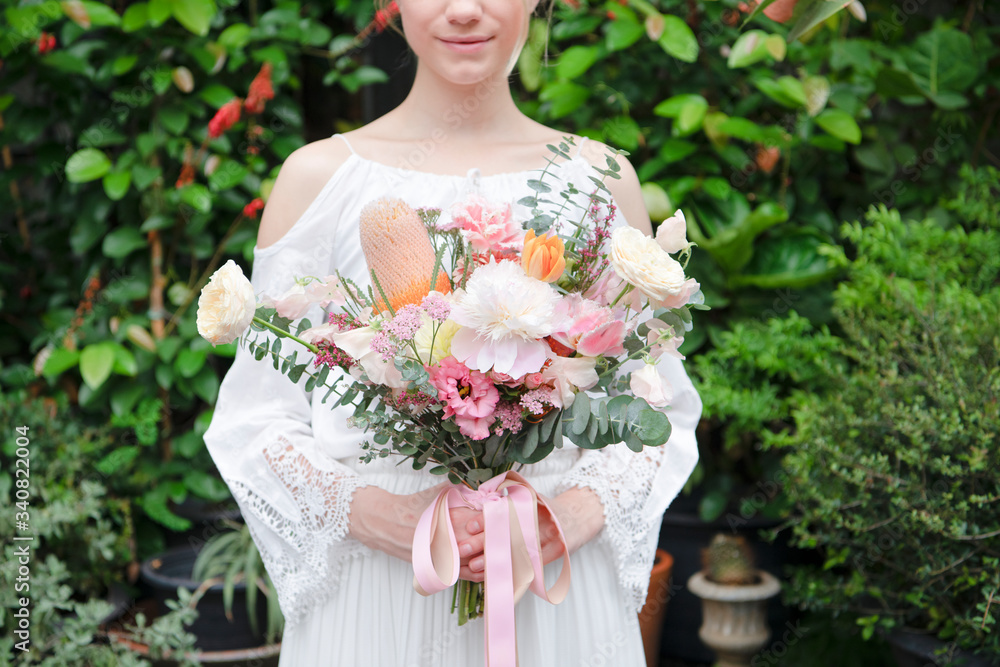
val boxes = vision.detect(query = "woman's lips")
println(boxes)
[439,36,493,53]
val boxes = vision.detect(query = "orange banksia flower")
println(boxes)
[522,229,566,283]
[359,198,450,312]
[209,98,242,138]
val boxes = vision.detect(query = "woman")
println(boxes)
[203,0,702,664]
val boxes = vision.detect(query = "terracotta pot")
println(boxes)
[687,570,781,667]
[639,549,674,667]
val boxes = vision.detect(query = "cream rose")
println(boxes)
[609,227,688,304]
[630,363,673,408]
[196,260,257,345]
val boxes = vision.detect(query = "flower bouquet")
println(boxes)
[197,140,705,665]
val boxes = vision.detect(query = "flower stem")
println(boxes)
[252,316,321,354]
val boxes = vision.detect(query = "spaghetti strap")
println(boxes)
[333,133,358,156]
[575,136,589,158]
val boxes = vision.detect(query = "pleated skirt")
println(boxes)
[277,446,647,667]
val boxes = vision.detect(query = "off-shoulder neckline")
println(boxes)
[348,152,593,180]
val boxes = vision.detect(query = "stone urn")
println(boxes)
[687,570,781,667]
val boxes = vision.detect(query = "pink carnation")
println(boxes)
[444,195,523,254]
[550,293,628,357]
[428,356,499,440]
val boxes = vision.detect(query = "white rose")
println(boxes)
[629,363,673,408]
[609,227,688,304]
[655,209,689,254]
[196,260,256,345]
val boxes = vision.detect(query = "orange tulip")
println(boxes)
[522,229,566,283]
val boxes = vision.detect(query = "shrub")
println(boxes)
[776,166,1000,658]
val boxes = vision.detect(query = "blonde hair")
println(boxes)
[374,0,549,77]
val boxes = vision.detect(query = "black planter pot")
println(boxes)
[656,497,804,664]
[140,545,269,652]
[165,497,243,551]
[889,631,999,667]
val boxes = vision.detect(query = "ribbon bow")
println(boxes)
[412,470,572,667]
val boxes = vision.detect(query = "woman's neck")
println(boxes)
[392,62,525,142]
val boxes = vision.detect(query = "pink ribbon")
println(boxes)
[412,470,572,667]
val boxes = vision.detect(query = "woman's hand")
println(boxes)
[458,486,605,583]
[348,482,451,562]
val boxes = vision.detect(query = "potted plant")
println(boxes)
[687,534,781,667]
[140,521,283,656]
[775,166,1000,665]
[639,548,675,667]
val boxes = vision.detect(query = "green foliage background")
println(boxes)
[0,0,998,659]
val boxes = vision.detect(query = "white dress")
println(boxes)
[202,134,702,667]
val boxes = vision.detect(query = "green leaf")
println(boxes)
[175,347,208,378]
[190,366,220,403]
[605,17,644,52]
[658,139,698,165]
[634,406,672,446]
[42,347,80,379]
[102,227,146,259]
[103,171,131,201]
[787,0,852,43]
[112,54,139,76]
[653,93,706,119]
[208,160,248,192]
[219,23,251,49]
[715,117,765,143]
[80,342,118,389]
[754,76,807,108]
[122,2,148,31]
[183,470,230,501]
[874,68,926,99]
[657,15,698,63]
[570,392,592,437]
[815,109,860,144]
[904,26,978,95]
[66,148,111,183]
[80,1,122,26]
[556,45,599,80]
[113,346,138,376]
[111,382,146,417]
[727,30,771,68]
[170,0,216,36]
[539,81,589,119]
[132,164,161,191]
[179,183,213,213]
[148,0,171,25]
[699,489,728,522]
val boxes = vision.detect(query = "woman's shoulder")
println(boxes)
[572,136,652,235]
[256,135,354,250]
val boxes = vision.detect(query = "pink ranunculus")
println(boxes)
[428,356,499,440]
[446,195,523,254]
[551,294,628,357]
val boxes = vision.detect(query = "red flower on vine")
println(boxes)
[243,198,265,219]
[208,98,243,139]
[176,163,196,188]
[37,32,56,54]
[245,63,274,114]
[374,1,399,32]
